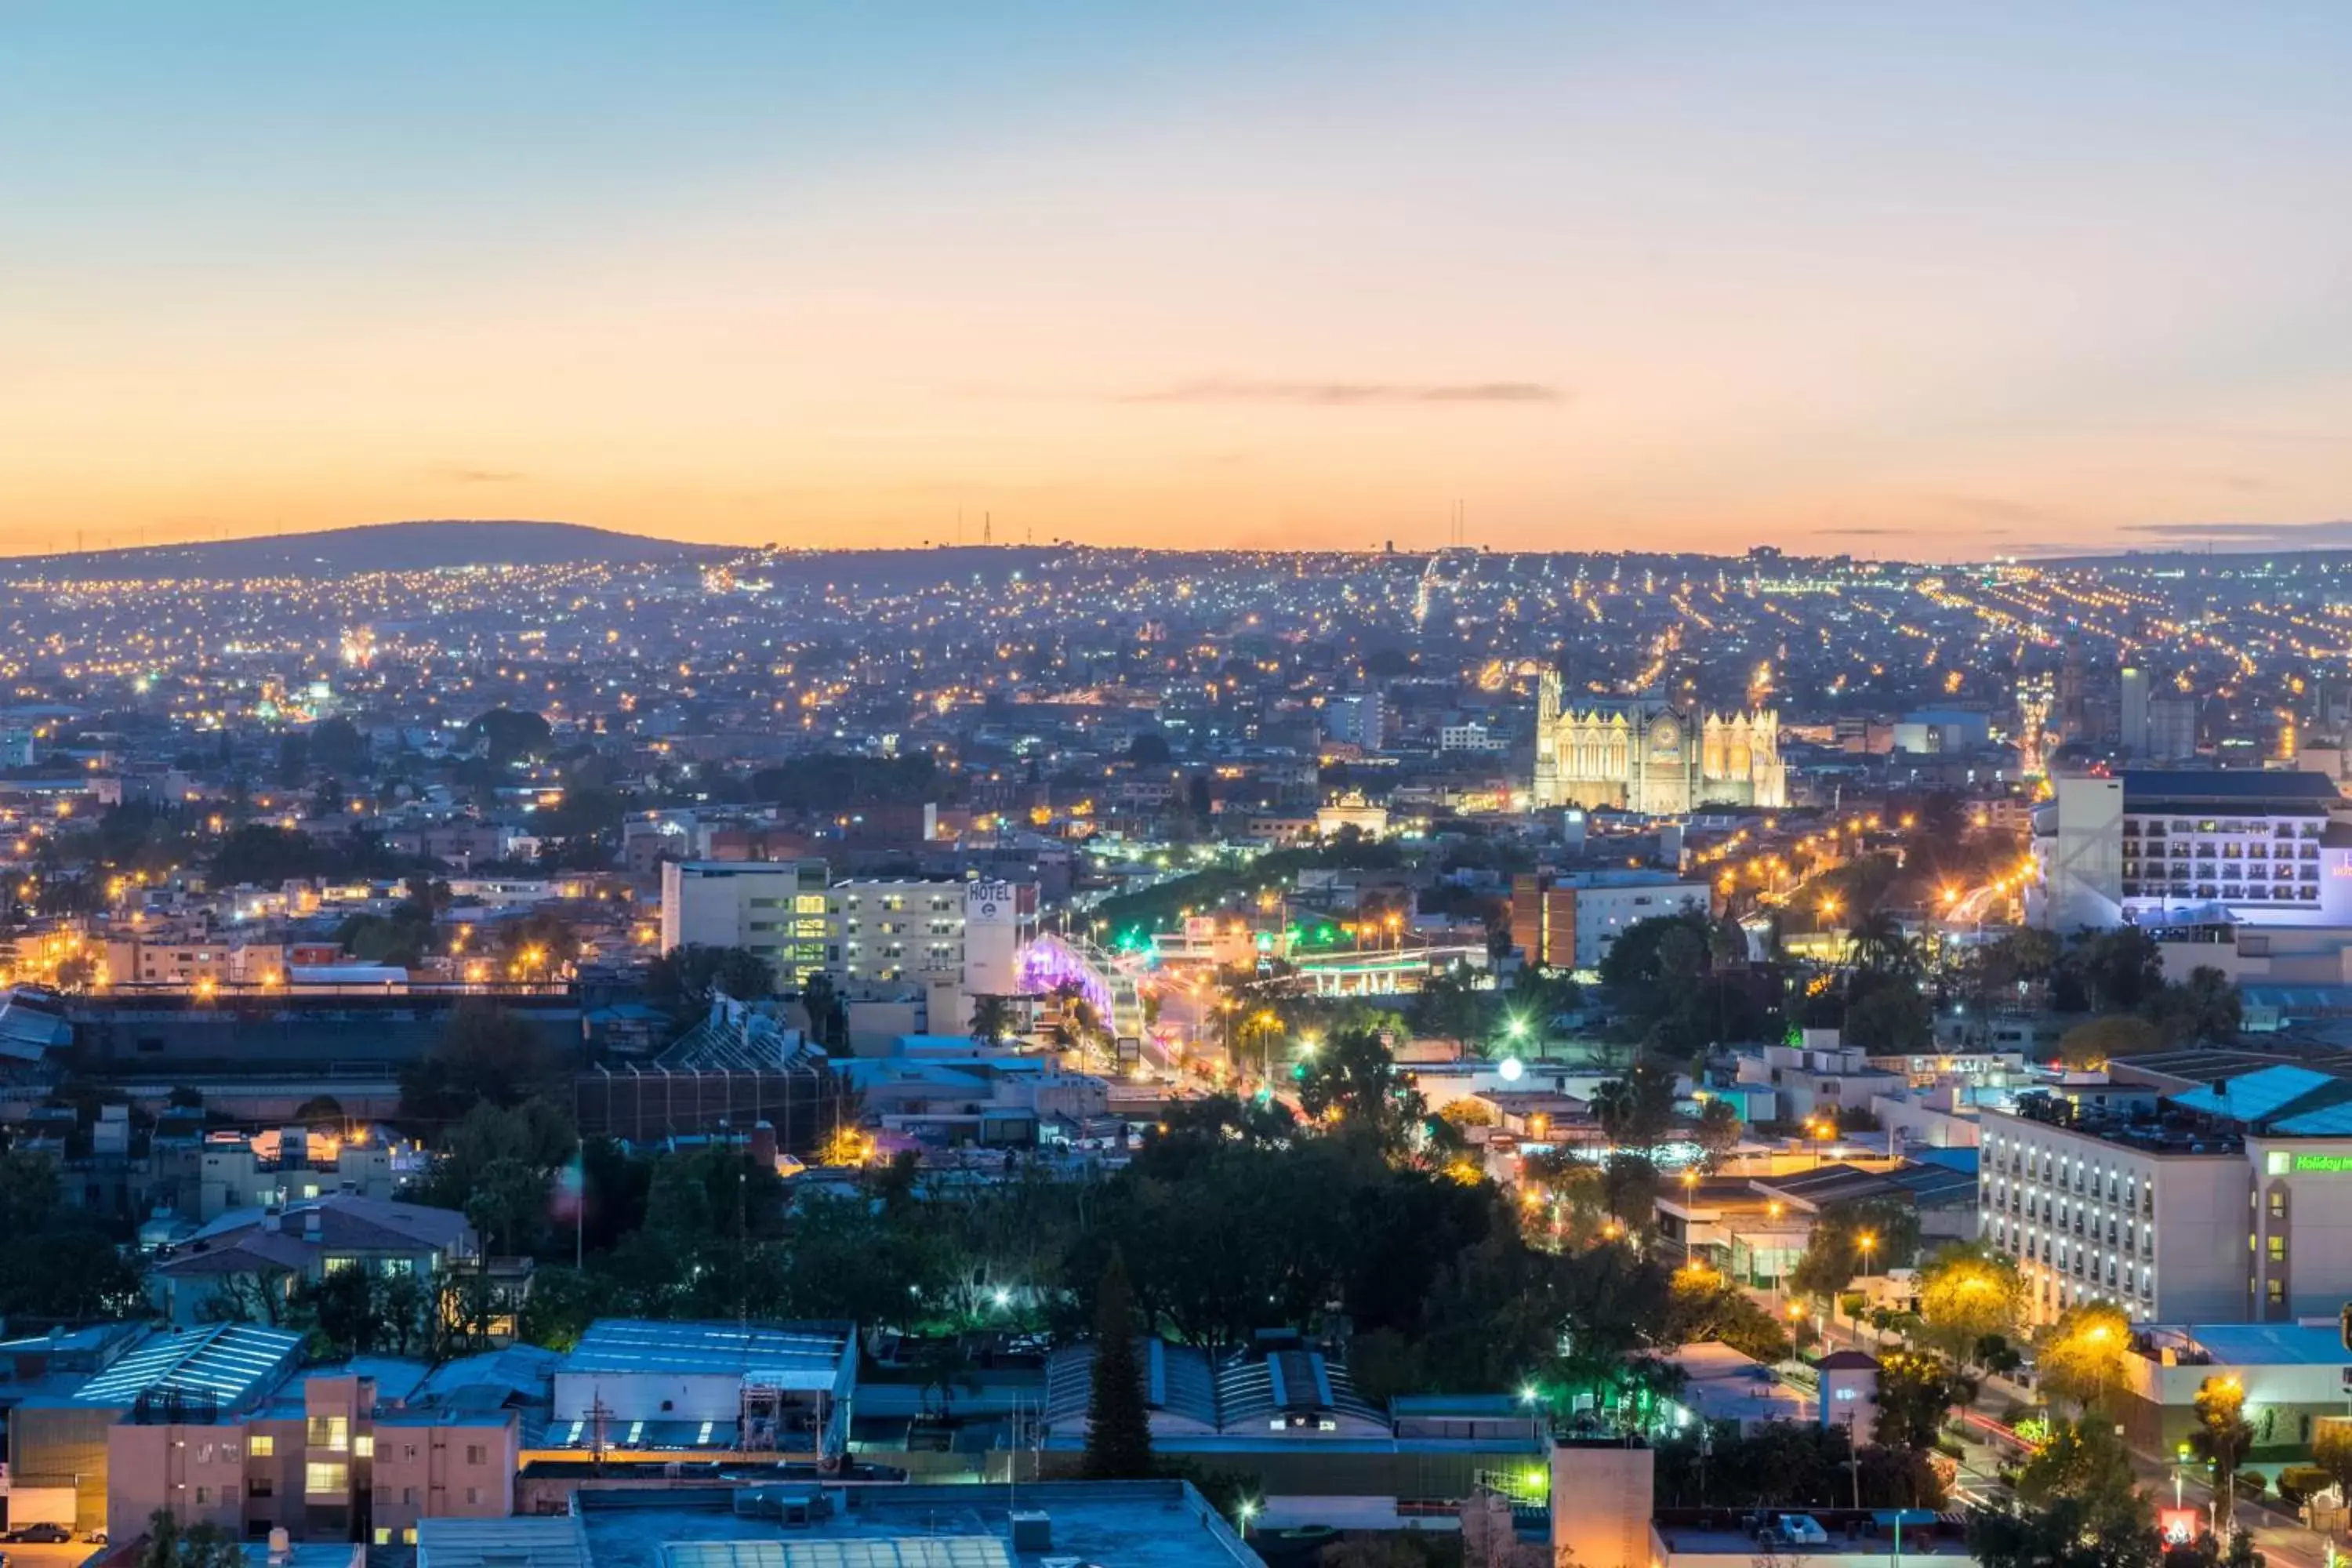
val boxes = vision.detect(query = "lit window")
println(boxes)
[305,1462,349,1495]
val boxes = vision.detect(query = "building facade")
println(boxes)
[2030,770,2352,933]
[1530,672,1784,814]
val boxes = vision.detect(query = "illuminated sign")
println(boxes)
[2290,1153,2352,1174]
[966,880,1017,923]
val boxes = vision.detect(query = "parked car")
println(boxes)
[0,1526,71,1545]
[85,1530,111,1546]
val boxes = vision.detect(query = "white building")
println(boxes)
[1439,722,1506,753]
[1568,872,1713,970]
[2030,769,2352,934]
[1982,1062,2352,1327]
[659,859,832,985]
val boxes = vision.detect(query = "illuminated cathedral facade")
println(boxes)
[1530,671,1787,815]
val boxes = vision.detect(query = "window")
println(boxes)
[354,1435,374,1458]
[466,1486,483,1506]
[308,1415,350,1451]
[403,1487,420,1506]
[249,1478,274,1499]
[403,1530,418,1546]
[196,1487,211,1506]
[304,1462,349,1495]
[466,1444,488,1465]
[374,1531,392,1547]
[2269,1235,2287,1261]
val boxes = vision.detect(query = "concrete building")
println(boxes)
[659,859,833,986]
[106,1364,521,1548]
[1979,1061,2352,1326]
[1563,872,1712,971]
[2030,769,2352,934]
[544,1319,857,1465]
[1323,691,1385,753]
[2121,666,2151,757]
[5,1323,307,1533]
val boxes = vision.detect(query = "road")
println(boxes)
[0,1543,100,1568]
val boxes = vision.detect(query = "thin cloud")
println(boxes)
[2122,518,2352,541]
[431,463,525,484]
[1118,378,1564,406]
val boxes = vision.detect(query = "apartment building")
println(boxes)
[107,1366,518,1546]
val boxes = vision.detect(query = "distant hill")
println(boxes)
[2,521,729,579]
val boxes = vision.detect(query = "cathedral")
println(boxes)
[1530,670,1787,814]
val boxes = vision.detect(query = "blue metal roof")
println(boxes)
[2171,1064,2339,1123]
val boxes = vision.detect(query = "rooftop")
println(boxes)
[2122,769,2343,811]
[68,1322,303,1410]
[558,1481,1258,1568]
[560,1320,856,1392]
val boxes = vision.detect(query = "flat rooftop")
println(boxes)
[559,1321,855,1391]
[566,1481,1260,1568]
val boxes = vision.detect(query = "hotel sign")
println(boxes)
[2270,1151,2352,1174]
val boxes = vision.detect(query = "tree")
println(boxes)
[2146,967,2241,1047]
[1692,1098,1743,1171]
[1846,910,1920,976]
[1590,1062,1677,1148]
[801,970,848,1052]
[1298,1027,1427,1151]
[1873,1348,1966,1452]
[138,1509,245,1568]
[470,707,553,768]
[2057,1014,2165,1069]
[2190,1375,2255,1532]
[1788,1198,1922,1304]
[970,994,1018,1047]
[2037,1299,2132,1414]
[1082,1252,1155,1479]
[399,1004,564,1124]
[1968,1492,2158,1568]
[1843,981,1933,1052]
[1917,1243,2025,1370]
[645,944,777,1025]
[2310,1421,2352,1501]
[310,717,368,776]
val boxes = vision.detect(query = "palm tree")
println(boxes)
[1845,909,1918,975]
[970,994,1018,1047]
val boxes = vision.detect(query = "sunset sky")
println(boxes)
[5,3,2350,559]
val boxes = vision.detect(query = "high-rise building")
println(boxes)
[2148,694,2200,760]
[2119,666,2151,756]
[1323,691,1385,752]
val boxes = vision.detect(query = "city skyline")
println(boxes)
[5,3,2350,558]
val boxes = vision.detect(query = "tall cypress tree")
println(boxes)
[1082,1251,1155,1479]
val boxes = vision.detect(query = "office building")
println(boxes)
[2121,666,2151,757]
[1323,691,1385,753]
[659,858,831,985]
[2029,770,2351,933]
[2149,694,2201,761]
